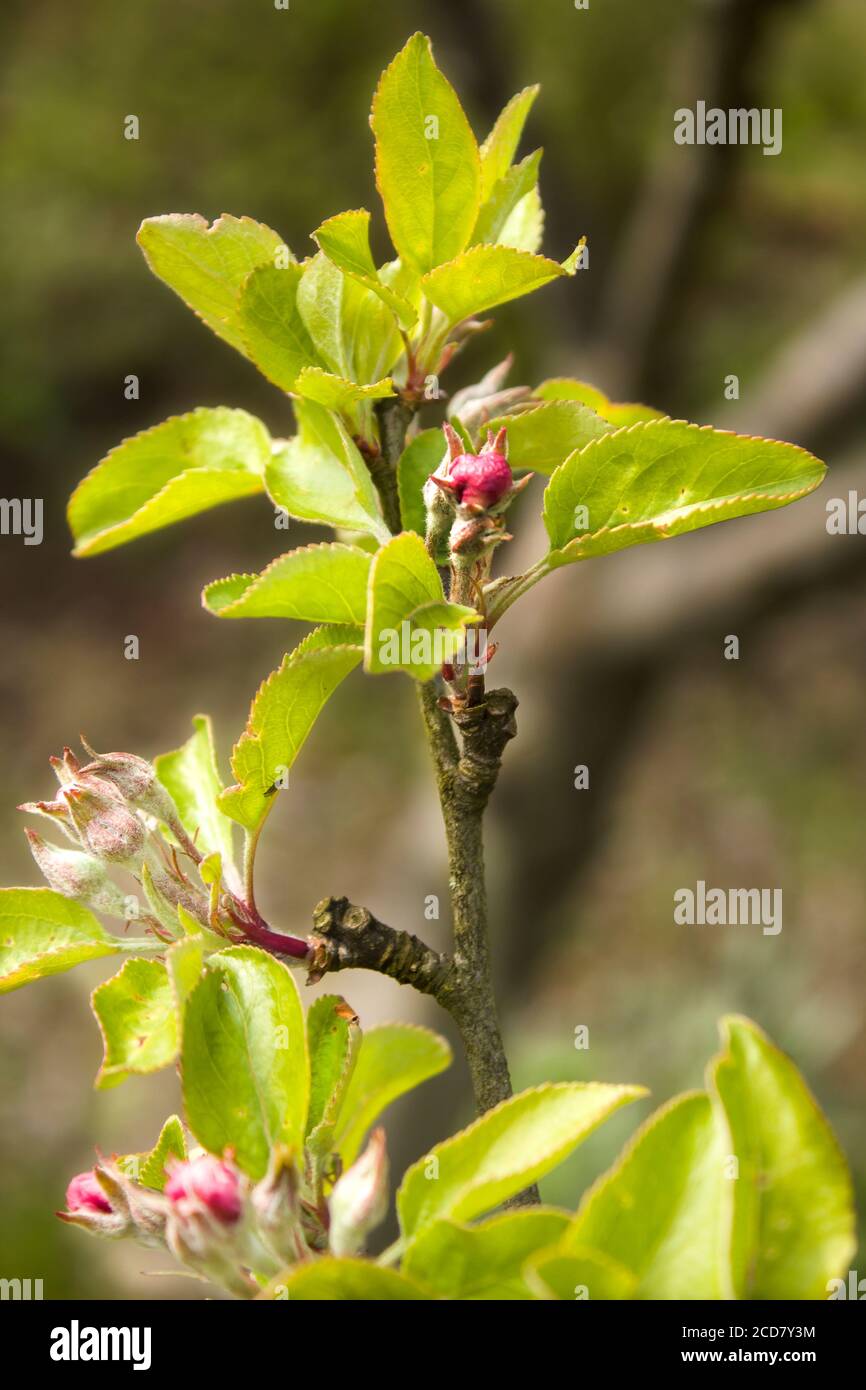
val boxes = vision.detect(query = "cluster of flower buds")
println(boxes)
[424,421,532,563]
[18,742,214,941]
[60,1133,391,1296]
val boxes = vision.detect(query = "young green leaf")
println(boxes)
[421,243,580,325]
[181,946,309,1179]
[155,714,238,888]
[265,399,390,542]
[91,958,178,1090]
[293,623,365,657]
[0,888,150,994]
[710,1015,855,1300]
[479,85,540,199]
[365,531,477,681]
[297,253,400,387]
[203,542,371,625]
[488,400,612,476]
[566,1092,730,1300]
[218,641,362,831]
[402,1209,570,1300]
[536,378,665,427]
[260,1259,430,1301]
[398,1082,645,1238]
[139,1115,187,1192]
[472,150,543,247]
[525,1245,637,1301]
[237,264,322,391]
[499,184,545,254]
[293,366,395,414]
[166,937,204,1016]
[397,429,445,535]
[137,213,288,355]
[332,1023,452,1167]
[543,419,827,565]
[313,210,418,328]
[371,33,481,274]
[68,408,269,557]
[305,994,361,1157]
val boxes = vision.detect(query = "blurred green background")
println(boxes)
[1,0,864,1298]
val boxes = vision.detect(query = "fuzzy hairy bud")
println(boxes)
[25,830,131,918]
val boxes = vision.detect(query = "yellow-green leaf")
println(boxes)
[181,947,309,1179]
[398,1082,645,1238]
[91,958,178,1089]
[69,408,269,557]
[137,213,288,354]
[710,1015,856,1300]
[371,33,481,274]
[421,243,579,325]
[203,542,371,625]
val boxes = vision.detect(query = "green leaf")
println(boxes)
[69,408,269,557]
[313,211,418,328]
[525,1246,637,1301]
[543,419,827,565]
[91,958,178,1089]
[421,244,579,324]
[140,1115,187,1192]
[261,1258,430,1301]
[166,937,204,1016]
[333,1023,452,1167]
[710,1015,855,1300]
[305,994,361,1157]
[203,542,371,625]
[489,401,612,476]
[181,946,309,1179]
[0,888,138,993]
[403,1209,570,1300]
[237,264,322,391]
[397,429,444,535]
[265,398,389,542]
[294,366,395,414]
[364,531,477,681]
[398,1082,645,1239]
[371,33,480,275]
[499,184,545,254]
[218,641,362,831]
[296,253,400,388]
[294,623,365,657]
[567,1092,729,1300]
[137,213,287,355]
[155,715,238,887]
[479,85,540,199]
[536,378,665,427]
[472,150,543,247]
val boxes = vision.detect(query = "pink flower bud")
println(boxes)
[431,424,514,515]
[165,1155,243,1224]
[66,1170,112,1214]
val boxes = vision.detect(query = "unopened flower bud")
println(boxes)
[448,427,513,512]
[17,796,81,845]
[328,1128,389,1257]
[62,784,146,865]
[58,1165,133,1239]
[66,1170,112,1214]
[251,1145,311,1264]
[79,741,182,828]
[165,1155,243,1224]
[25,830,131,918]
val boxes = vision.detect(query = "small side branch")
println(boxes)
[307,895,457,1002]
